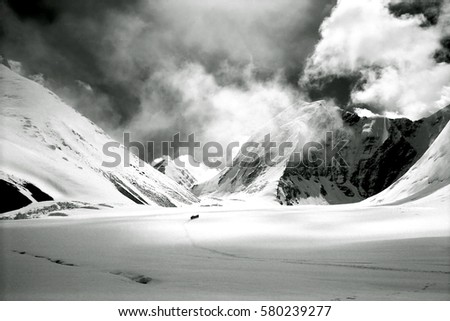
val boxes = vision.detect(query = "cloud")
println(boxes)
[303,0,450,119]
[127,62,304,159]
[1,0,337,159]
[388,0,444,26]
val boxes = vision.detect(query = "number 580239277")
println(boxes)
[260,305,331,317]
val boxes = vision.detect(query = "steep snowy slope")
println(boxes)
[366,122,450,205]
[0,65,198,212]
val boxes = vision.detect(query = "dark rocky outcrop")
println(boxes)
[0,178,53,213]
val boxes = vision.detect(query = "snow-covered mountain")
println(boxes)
[152,155,197,190]
[194,101,344,202]
[366,121,450,205]
[278,105,449,205]
[195,100,449,205]
[152,154,219,190]
[0,64,198,213]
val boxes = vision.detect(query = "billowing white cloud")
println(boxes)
[129,62,303,149]
[304,0,450,119]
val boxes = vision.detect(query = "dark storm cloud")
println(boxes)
[5,0,57,24]
[302,74,365,108]
[1,0,336,159]
[388,0,443,26]
[434,35,450,63]
[1,0,144,128]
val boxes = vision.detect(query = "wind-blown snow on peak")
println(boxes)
[193,100,344,202]
[0,65,198,212]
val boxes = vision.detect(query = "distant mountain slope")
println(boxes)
[195,100,449,205]
[366,122,450,205]
[152,155,198,190]
[0,65,198,213]
[152,154,219,190]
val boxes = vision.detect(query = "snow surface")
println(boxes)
[0,65,198,207]
[1,193,449,300]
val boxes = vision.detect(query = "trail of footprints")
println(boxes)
[13,250,77,267]
[12,250,152,285]
[331,296,357,301]
[109,271,152,284]
[12,250,440,294]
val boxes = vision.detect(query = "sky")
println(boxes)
[1,0,449,160]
